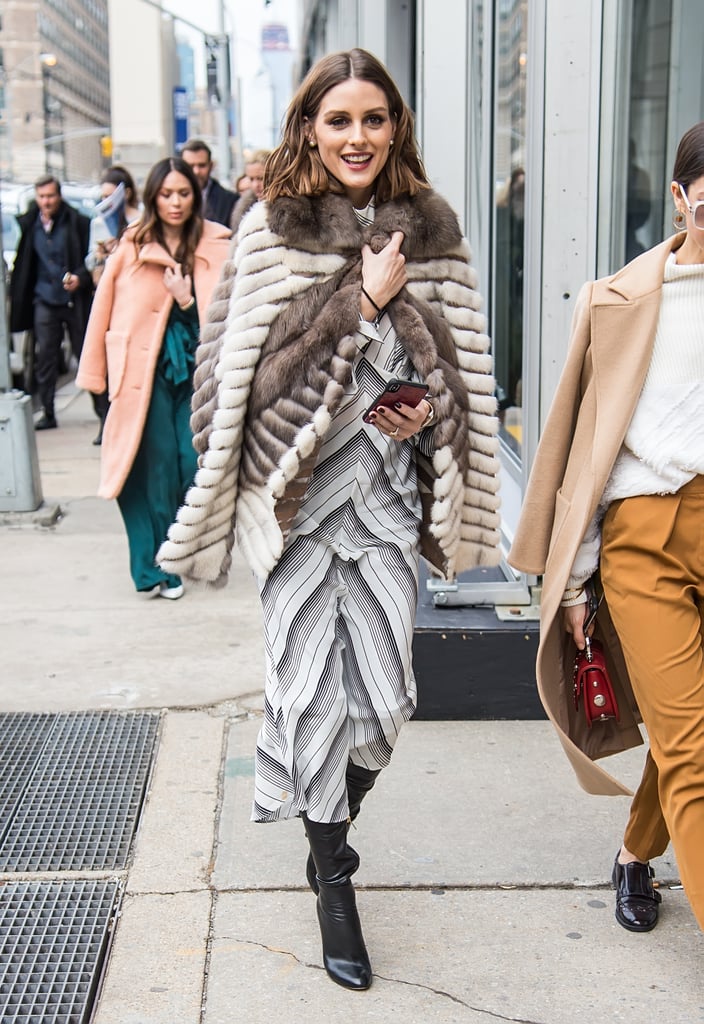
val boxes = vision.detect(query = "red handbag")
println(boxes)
[573,636,620,726]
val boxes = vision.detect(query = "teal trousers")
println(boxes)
[117,368,198,592]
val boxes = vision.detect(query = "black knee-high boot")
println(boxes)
[305,763,381,893]
[302,814,372,990]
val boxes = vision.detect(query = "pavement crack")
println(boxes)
[230,941,543,1021]
[234,937,321,972]
[372,973,544,1023]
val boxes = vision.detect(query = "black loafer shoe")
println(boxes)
[35,414,57,431]
[612,854,662,932]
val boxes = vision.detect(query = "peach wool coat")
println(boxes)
[509,233,686,797]
[77,220,231,499]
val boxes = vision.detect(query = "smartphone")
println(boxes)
[362,378,429,424]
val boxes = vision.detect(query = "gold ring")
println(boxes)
[390,427,400,438]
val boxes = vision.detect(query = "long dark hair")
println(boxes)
[265,48,429,203]
[133,157,203,274]
[672,122,704,191]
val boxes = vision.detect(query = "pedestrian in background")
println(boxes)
[159,49,500,987]
[180,138,238,227]
[510,121,704,936]
[77,157,230,599]
[243,149,269,200]
[9,174,99,430]
[84,165,141,445]
[86,165,141,287]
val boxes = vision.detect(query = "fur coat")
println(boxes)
[158,190,501,584]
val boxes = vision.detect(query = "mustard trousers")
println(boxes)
[601,475,704,929]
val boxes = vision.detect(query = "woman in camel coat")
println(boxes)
[510,122,704,936]
[78,157,230,598]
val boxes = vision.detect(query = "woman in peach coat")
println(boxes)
[77,157,231,599]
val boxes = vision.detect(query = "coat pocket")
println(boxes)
[105,331,128,400]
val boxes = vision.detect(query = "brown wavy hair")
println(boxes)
[265,49,429,203]
[133,157,203,275]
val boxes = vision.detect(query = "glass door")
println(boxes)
[599,0,704,276]
[492,0,528,461]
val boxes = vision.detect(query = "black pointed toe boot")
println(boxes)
[305,763,380,894]
[302,814,372,990]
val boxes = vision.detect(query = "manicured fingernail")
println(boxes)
[394,402,402,409]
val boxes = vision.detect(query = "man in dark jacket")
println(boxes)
[180,138,237,226]
[10,175,97,429]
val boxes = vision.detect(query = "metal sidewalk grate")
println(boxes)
[0,711,160,872]
[0,715,55,836]
[0,879,120,1024]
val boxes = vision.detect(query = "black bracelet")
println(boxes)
[361,285,382,315]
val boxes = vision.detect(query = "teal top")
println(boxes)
[158,298,199,385]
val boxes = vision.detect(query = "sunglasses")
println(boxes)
[678,182,704,229]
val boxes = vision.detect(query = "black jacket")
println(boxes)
[204,178,238,227]
[10,200,92,333]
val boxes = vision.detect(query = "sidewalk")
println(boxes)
[1,384,701,1024]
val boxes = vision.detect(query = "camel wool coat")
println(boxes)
[77,220,231,499]
[509,232,686,797]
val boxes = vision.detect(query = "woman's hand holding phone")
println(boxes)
[363,378,431,441]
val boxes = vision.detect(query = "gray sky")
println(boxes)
[166,0,300,87]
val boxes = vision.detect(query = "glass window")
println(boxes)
[492,0,528,459]
[623,0,672,266]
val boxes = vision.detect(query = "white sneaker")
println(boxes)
[141,585,160,599]
[159,582,184,600]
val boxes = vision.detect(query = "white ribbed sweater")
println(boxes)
[566,253,704,591]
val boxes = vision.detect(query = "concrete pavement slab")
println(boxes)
[1,384,266,712]
[127,711,226,894]
[0,513,265,711]
[214,718,679,890]
[205,889,700,1024]
[92,891,211,1024]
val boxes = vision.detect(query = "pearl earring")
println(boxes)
[389,138,394,148]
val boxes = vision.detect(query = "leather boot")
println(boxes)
[305,763,380,893]
[302,815,372,990]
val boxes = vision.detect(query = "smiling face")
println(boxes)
[155,171,194,228]
[307,78,395,207]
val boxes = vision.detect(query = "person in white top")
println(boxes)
[510,121,704,937]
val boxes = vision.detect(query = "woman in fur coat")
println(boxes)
[77,158,231,598]
[159,49,501,988]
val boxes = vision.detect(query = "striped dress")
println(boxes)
[253,199,432,823]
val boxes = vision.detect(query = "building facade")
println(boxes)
[0,0,110,183]
[107,0,179,185]
[300,0,704,609]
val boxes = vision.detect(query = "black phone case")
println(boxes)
[361,379,429,423]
